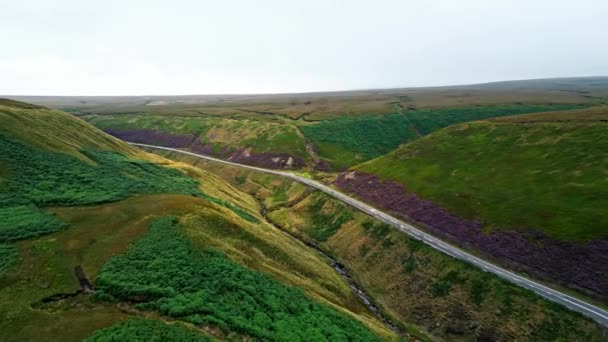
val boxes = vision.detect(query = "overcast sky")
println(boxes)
[1,0,607,95]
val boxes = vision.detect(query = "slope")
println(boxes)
[349,106,608,300]
[0,99,395,341]
[152,150,607,341]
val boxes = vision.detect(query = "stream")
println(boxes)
[258,199,401,334]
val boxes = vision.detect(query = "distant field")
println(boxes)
[11,77,606,170]
[78,104,589,171]
[9,77,608,118]
[356,106,608,241]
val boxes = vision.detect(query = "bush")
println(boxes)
[95,217,379,341]
[0,134,256,244]
[84,319,210,342]
[0,243,19,276]
[306,195,353,241]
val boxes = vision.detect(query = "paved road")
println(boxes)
[130,142,608,327]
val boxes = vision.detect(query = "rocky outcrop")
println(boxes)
[228,148,304,169]
[335,171,608,299]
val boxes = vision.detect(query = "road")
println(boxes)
[130,142,608,327]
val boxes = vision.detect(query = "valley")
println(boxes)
[2,77,608,341]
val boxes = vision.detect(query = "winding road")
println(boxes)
[130,142,608,327]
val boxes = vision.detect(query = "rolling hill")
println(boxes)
[150,149,608,341]
[0,99,397,341]
[8,77,607,170]
[347,106,608,301]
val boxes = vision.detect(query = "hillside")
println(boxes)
[348,106,608,300]
[0,99,396,341]
[8,77,607,170]
[150,149,608,341]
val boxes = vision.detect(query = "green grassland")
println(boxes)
[84,319,212,342]
[301,104,586,169]
[0,132,256,252]
[85,114,309,159]
[13,77,608,119]
[0,100,396,340]
[12,78,607,171]
[155,149,607,340]
[356,106,608,240]
[0,99,142,160]
[267,191,606,341]
[138,147,312,210]
[81,102,589,170]
[95,216,380,341]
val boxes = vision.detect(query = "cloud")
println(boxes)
[1,0,606,95]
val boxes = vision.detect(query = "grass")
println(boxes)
[0,243,18,276]
[0,193,385,341]
[0,101,140,160]
[301,104,586,169]
[267,190,606,341]
[85,114,310,159]
[94,216,381,341]
[306,192,353,241]
[356,110,608,241]
[14,77,605,120]
[0,206,67,243]
[0,99,392,340]
[0,133,256,234]
[84,319,211,342]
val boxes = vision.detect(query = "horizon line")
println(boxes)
[3,75,606,98]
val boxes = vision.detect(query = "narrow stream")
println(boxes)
[258,200,401,334]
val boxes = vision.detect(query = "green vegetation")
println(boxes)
[85,114,309,159]
[0,206,66,243]
[0,243,18,276]
[95,216,380,341]
[0,101,139,160]
[306,193,353,241]
[0,133,255,234]
[431,271,465,297]
[301,104,585,169]
[268,191,606,340]
[356,114,608,240]
[85,319,210,342]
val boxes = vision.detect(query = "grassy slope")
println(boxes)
[356,106,608,241]
[85,114,310,159]
[0,99,143,161]
[94,216,380,341]
[0,100,394,340]
[157,150,606,340]
[13,77,607,171]
[301,104,586,169]
[84,319,212,342]
[268,191,606,341]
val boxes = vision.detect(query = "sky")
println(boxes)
[1,0,607,95]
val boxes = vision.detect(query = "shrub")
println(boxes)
[95,217,379,341]
[0,243,19,276]
[0,134,256,244]
[84,319,210,342]
[306,195,353,241]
